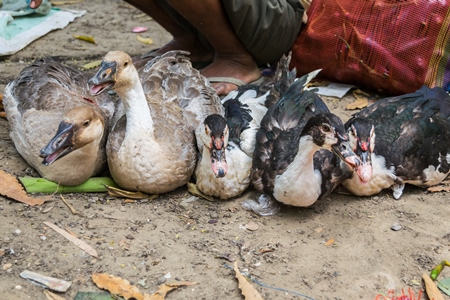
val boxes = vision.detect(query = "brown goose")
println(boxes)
[3,57,115,186]
[88,50,206,194]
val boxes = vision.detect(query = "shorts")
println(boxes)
[157,0,304,64]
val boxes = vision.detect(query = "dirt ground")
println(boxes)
[1,1,450,300]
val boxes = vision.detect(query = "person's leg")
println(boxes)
[124,0,214,67]
[166,0,261,95]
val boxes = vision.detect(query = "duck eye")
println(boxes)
[124,61,128,67]
[83,120,90,127]
[322,124,331,132]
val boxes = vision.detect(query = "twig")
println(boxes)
[60,194,77,215]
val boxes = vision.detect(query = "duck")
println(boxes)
[342,85,450,199]
[244,70,360,216]
[192,85,268,199]
[88,50,219,194]
[3,57,115,186]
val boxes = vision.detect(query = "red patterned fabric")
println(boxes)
[291,0,450,95]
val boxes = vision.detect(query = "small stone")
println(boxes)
[14,229,21,236]
[3,263,12,270]
[120,206,126,212]
[245,221,259,231]
[40,236,46,241]
[15,285,22,290]
[391,223,402,231]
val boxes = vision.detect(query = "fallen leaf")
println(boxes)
[92,273,144,300]
[44,221,98,257]
[136,35,153,45]
[324,238,335,246]
[346,89,370,110]
[146,282,198,300]
[42,205,55,213]
[0,112,6,119]
[428,185,450,193]
[186,182,215,201]
[51,0,83,5]
[73,34,96,44]
[82,60,102,70]
[423,273,445,300]
[44,290,68,300]
[233,262,264,300]
[0,170,48,206]
[103,184,154,199]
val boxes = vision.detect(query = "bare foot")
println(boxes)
[200,54,261,96]
[133,38,214,69]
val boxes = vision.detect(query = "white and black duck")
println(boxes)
[343,85,450,199]
[193,85,268,199]
[244,71,360,216]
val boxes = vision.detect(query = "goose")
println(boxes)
[192,85,268,200]
[243,71,360,216]
[343,85,450,199]
[88,50,216,194]
[3,57,115,186]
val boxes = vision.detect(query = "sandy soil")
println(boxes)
[1,1,450,300]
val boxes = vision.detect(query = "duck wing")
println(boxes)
[142,50,224,151]
[252,74,328,195]
[373,92,450,182]
[4,58,114,184]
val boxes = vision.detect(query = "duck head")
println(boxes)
[202,114,229,178]
[346,117,375,183]
[303,113,360,170]
[40,107,105,165]
[89,51,135,95]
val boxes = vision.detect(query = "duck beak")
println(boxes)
[354,147,373,183]
[210,138,228,178]
[40,121,75,166]
[88,61,117,95]
[332,140,361,170]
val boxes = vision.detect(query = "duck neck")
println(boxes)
[293,135,321,178]
[116,73,154,134]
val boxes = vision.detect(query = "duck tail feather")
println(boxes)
[241,194,281,216]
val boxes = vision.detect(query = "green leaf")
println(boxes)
[437,277,450,296]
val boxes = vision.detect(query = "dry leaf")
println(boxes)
[422,273,445,300]
[428,185,450,193]
[346,89,371,110]
[82,60,102,69]
[51,0,83,5]
[73,34,96,44]
[43,290,68,300]
[136,35,153,45]
[186,182,215,201]
[104,184,152,199]
[0,170,48,206]
[324,238,335,246]
[44,221,98,257]
[0,112,6,119]
[145,282,198,300]
[92,273,145,300]
[233,262,264,300]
